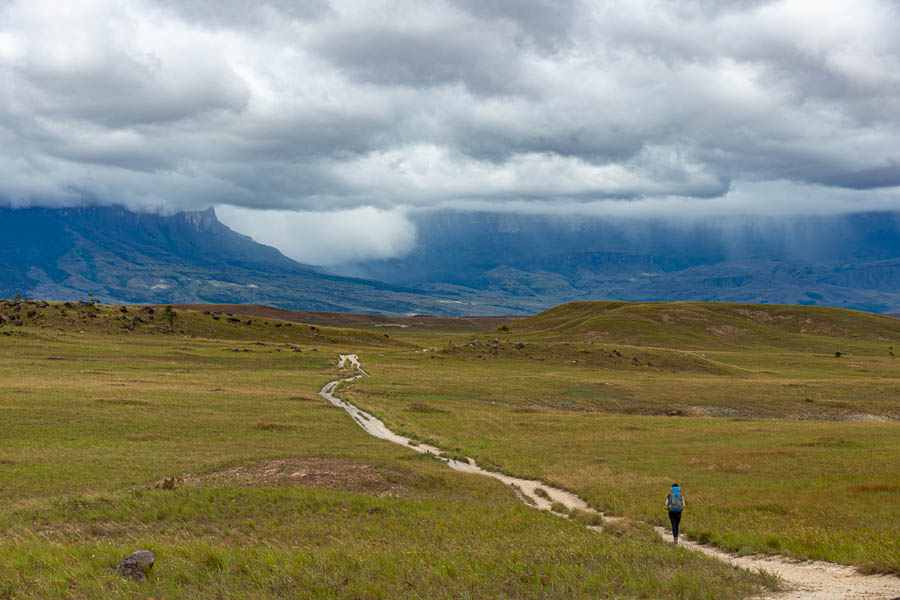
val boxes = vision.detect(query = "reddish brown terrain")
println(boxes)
[161,304,522,331]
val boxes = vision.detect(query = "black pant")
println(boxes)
[668,510,682,539]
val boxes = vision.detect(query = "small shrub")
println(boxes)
[834,351,842,358]
[550,501,570,515]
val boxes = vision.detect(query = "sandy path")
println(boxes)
[321,362,900,600]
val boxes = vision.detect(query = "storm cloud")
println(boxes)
[1,0,899,218]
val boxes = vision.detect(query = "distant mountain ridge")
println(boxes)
[334,211,900,314]
[0,205,532,315]
[2,205,899,315]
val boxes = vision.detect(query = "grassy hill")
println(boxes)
[508,301,900,352]
[0,299,407,348]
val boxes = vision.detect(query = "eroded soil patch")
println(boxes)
[183,457,419,497]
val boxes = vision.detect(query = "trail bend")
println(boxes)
[320,360,900,600]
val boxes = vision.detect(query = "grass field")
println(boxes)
[0,300,777,599]
[344,302,900,575]
[1,298,898,597]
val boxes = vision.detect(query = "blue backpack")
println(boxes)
[668,487,684,512]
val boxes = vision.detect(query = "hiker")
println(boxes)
[666,482,685,543]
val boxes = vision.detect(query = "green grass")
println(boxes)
[354,380,900,572]
[4,298,898,596]
[345,304,900,574]
[0,309,776,599]
[510,300,900,353]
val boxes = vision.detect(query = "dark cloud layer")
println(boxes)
[1,0,899,216]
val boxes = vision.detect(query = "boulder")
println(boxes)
[114,549,155,580]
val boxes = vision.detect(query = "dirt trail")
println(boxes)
[320,361,900,600]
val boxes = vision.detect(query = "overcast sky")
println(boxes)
[2,0,899,263]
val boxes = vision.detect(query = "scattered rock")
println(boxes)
[64,302,74,309]
[119,306,128,313]
[667,410,683,416]
[114,549,155,581]
[516,342,525,349]
[232,348,240,352]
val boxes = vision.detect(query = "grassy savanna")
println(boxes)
[344,303,900,573]
[0,301,774,599]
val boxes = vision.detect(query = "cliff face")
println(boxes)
[335,211,900,314]
[2,205,898,315]
[0,205,459,314]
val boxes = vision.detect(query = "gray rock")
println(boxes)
[115,549,155,580]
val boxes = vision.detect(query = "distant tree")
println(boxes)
[163,305,177,331]
[834,351,842,358]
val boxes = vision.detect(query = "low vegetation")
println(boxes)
[2,298,897,598]
[346,302,900,573]
[0,301,779,599]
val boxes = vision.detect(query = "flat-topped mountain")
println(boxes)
[3,205,899,315]
[0,205,515,315]
[337,211,900,314]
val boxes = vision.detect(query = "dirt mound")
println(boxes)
[183,457,417,497]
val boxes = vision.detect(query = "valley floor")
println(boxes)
[0,300,898,598]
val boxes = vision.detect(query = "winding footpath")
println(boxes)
[320,356,900,600]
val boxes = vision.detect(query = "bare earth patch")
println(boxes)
[182,457,417,497]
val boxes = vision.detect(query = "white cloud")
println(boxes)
[216,205,417,266]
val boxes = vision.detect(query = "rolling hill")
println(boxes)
[508,301,900,351]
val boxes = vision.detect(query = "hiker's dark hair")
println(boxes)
[672,482,679,487]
